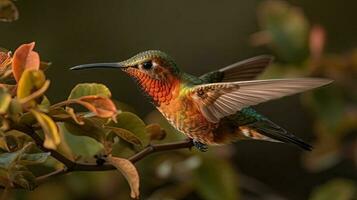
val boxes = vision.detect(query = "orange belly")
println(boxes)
[158,95,218,144]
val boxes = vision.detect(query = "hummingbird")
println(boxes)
[71,50,332,151]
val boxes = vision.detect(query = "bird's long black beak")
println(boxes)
[70,62,126,70]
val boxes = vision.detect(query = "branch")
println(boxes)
[13,124,193,186]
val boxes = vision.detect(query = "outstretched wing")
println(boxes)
[199,55,274,83]
[190,78,332,123]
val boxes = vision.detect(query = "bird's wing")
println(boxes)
[199,55,273,83]
[189,78,332,123]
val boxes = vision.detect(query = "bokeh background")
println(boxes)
[1,0,356,199]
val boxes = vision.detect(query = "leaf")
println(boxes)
[109,112,149,147]
[8,99,22,121]
[31,110,60,150]
[68,83,111,100]
[194,156,239,200]
[17,69,46,106]
[0,151,19,169]
[146,123,166,141]
[0,0,18,22]
[108,155,140,199]
[60,123,103,159]
[309,179,357,200]
[37,96,51,112]
[76,95,117,118]
[0,168,10,187]
[12,42,40,82]
[0,88,11,114]
[0,135,18,152]
[63,118,108,142]
[9,169,37,190]
[18,152,51,165]
[0,142,32,169]
[64,107,84,124]
[106,126,142,147]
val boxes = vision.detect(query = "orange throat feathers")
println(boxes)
[125,68,178,106]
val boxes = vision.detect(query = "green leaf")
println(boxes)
[19,152,51,165]
[0,151,19,169]
[0,143,32,169]
[38,96,51,112]
[106,126,143,147]
[68,83,111,100]
[64,118,108,142]
[0,135,19,152]
[109,112,148,147]
[8,99,23,121]
[9,169,37,190]
[309,179,357,200]
[59,123,103,158]
[194,156,239,200]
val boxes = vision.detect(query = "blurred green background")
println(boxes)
[1,0,356,199]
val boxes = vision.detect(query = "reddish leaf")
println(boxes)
[12,42,40,82]
[77,95,117,118]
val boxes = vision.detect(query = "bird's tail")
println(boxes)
[237,119,312,151]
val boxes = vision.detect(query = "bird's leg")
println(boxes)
[192,139,208,152]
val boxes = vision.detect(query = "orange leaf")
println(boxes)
[78,95,117,118]
[12,42,40,82]
[108,155,140,199]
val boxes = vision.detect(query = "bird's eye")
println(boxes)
[142,61,153,70]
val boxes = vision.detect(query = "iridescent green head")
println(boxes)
[70,50,180,77]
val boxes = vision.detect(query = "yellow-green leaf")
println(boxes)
[108,155,140,199]
[109,112,148,147]
[68,83,111,100]
[106,126,142,147]
[0,89,11,114]
[17,69,46,106]
[31,110,60,150]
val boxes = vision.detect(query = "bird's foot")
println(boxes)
[192,140,208,152]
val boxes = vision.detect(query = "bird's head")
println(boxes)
[70,50,181,105]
